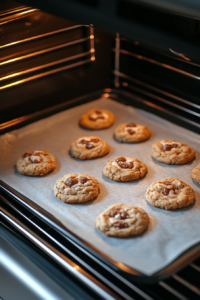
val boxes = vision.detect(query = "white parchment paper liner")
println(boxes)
[0,97,199,275]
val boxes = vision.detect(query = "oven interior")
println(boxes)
[1,1,200,300]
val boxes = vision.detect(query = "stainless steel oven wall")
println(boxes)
[0,1,113,124]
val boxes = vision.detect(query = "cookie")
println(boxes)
[54,173,100,203]
[191,164,200,185]
[114,122,151,143]
[70,136,110,160]
[103,156,147,182]
[96,203,149,237]
[79,109,115,130]
[16,150,56,176]
[151,140,195,165]
[146,177,195,210]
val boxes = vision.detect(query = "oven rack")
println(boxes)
[113,35,200,134]
[0,6,95,91]
[1,181,200,300]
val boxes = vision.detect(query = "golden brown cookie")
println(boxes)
[146,177,195,210]
[54,173,100,203]
[191,164,200,185]
[16,150,56,176]
[79,109,115,129]
[151,140,195,165]
[70,136,110,160]
[114,122,151,143]
[96,203,149,237]
[103,156,147,182]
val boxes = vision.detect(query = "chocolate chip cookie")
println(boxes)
[151,140,195,165]
[103,156,147,182]
[79,109,115,130]
[54,173,100,203]
[146,177,195,210]
[191,164,200,185]
[70,136,110,160]
[114,122,151,143]
[16,150,56,176]
[96,203,149,237]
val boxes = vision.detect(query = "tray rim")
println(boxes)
[0,91,200,283]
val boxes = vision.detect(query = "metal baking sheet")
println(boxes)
[0,96,199,276]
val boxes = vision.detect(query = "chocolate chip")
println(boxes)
[113,222,129,229]
[79,139,88,144]
[127,129,135,135]
[109,210,129,219]
[162,186,177,195]
[163,143,178,151]
[115,157,126,162]
[163,188,170,195]
[89,115,105,121]
[65,178,78,187]
[115,157,133,169]
[90,138,99,143]
[162,181,172,186]
[85,143,94,149]
[89,110,105,121]
[120,211,129,219]
[30,156,41,164]
[23,152,32,158]
[79,139,94,149]
[126,122,136,127]
[118,161,133,169]
[95,110,102,114]
[80,177,88,184]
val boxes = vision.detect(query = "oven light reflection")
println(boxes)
[169,48,191,61]
[2,249,62,300]
[103,93,110,98]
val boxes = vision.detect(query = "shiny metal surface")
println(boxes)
[159,281,188,300]
[0,37,90,66]
[0,13,95,91]
[113,70,200,110]
[1,206,120,300]
[0,25,84,49]
[114,33,120,88]
[173,274,200,296]
[0,59,92,91]
[112,48,200,81]
[1,236,75,300]
[0,51,91,82]
[0,8,38,25]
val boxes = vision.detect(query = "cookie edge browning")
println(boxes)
[70,136,110,160]
[103,157,147,182]
[114,123,151,143]
[151,140,195,165]
[146,177,195,210]
[54,173,100,203]
[96,203,149,237]
[191,164,200,185]
[79,109,115,130]
[16,150,56,176]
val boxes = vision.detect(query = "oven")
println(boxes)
[1,1,200,300]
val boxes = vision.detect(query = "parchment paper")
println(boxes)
[0,97,199,275]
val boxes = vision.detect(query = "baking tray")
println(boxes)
[0,91,200,282]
